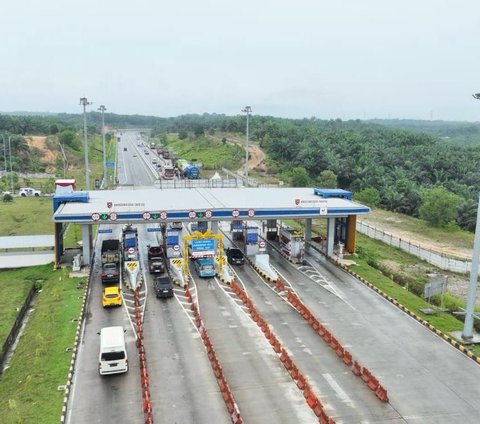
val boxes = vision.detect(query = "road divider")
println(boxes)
[133,288,154,424]
[286,290,389,403]
[230,282,336,423]
[183,286,244,424]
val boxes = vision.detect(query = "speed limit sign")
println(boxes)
[259,240,266,248]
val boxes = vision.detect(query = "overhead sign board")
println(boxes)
[98,228,113,234]
[147,227,161,232]
[190,238,215,257]
[191,238,215,252]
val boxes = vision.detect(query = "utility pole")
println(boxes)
[463,92,480,339]
[241,106,252,185]
[98,105,107,189]
[8,136,14,193]
[80,97,92,190]
[1,135,7,177]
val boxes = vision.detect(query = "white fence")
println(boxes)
[357,221,472,274]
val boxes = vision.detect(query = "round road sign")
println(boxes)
[205,209,212,218]
[259,240,266,248]
[188,210,196,219]
[109,212,118,221]
[248,208,255,217]
[143,212,151,220]
[160,211,167,220]
[91,213,100,221]
[173,244,180,251]
[231,209,240,218]
[128,247,135,254]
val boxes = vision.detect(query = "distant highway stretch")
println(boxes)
[67,131,480,424]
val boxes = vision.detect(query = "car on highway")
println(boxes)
[153,276,174,299]
[123,147,127,151]
[102,286,122,308]
[193,258,216,278]
[226,247,245,265]
[133,153,137,157]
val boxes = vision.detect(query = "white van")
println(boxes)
[98,326,128,375]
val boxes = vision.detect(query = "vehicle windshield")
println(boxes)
[104,263,117,270]
[105,293,119,298]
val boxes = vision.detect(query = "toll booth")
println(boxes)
[279,226,305,264]
[231,220,244,241]
[244,225,260,255]
[265,219,278,240]
[166,227,181,258]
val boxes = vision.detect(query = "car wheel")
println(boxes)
[21,193,26,197]
[34,193,39,196]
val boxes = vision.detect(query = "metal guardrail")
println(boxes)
[156,178,240,189]
[357,221,472,274]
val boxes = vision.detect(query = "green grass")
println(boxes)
[165,134,244,172]
[0,269,38,346]
[0,265,84,423]
[0,197,54,235]
[361,209,474,254]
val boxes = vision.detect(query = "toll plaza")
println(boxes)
[52,186,369,266]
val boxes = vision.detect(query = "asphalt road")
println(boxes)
[67,130,480,423]
[265,242,480,423]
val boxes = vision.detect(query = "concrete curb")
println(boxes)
[59,268,92,424]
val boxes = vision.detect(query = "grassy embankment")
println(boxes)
[164,133,244,178]
[0,265,84,423]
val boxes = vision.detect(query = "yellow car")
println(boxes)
[102,286,122,308]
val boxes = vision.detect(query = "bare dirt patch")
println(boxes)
[25,136,58,173]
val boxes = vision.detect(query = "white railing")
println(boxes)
[357,221,472,274]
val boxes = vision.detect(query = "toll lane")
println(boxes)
[232,255,401,423]
[266,243,480,423]
[195,276,317,423]
[137,225,231,423]
[67,231,143,424]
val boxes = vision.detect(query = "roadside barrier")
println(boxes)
[183,286,244,424]
[286,290,389,403]
[230,282,336,423]
[133,289,154,424]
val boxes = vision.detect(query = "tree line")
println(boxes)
[2,111,480,231]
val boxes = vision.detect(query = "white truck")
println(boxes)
[19,187,41,197]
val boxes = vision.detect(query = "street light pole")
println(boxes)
[241,106,252,185]
[98,105,107,189]
[8,136,14,194]
[463,92,480,339]
[80,97,92,190]
[1,135,7,177]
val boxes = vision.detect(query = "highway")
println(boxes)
[67,130,480,424]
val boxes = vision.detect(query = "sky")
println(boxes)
[1,0,480,121]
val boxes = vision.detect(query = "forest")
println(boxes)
[1,112,480,231]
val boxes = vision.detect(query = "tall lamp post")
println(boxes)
[241,106,252,185]
[8,136,14,193]
[463,92,480,339]
[80,97,92,190]
[98,105,107,189]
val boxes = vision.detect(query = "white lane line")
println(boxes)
[322,373,354,407]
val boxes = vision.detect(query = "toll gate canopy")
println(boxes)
[53,187,369,224]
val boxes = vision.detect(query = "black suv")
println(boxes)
[226,247,245,265]
[154,276,174,299]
